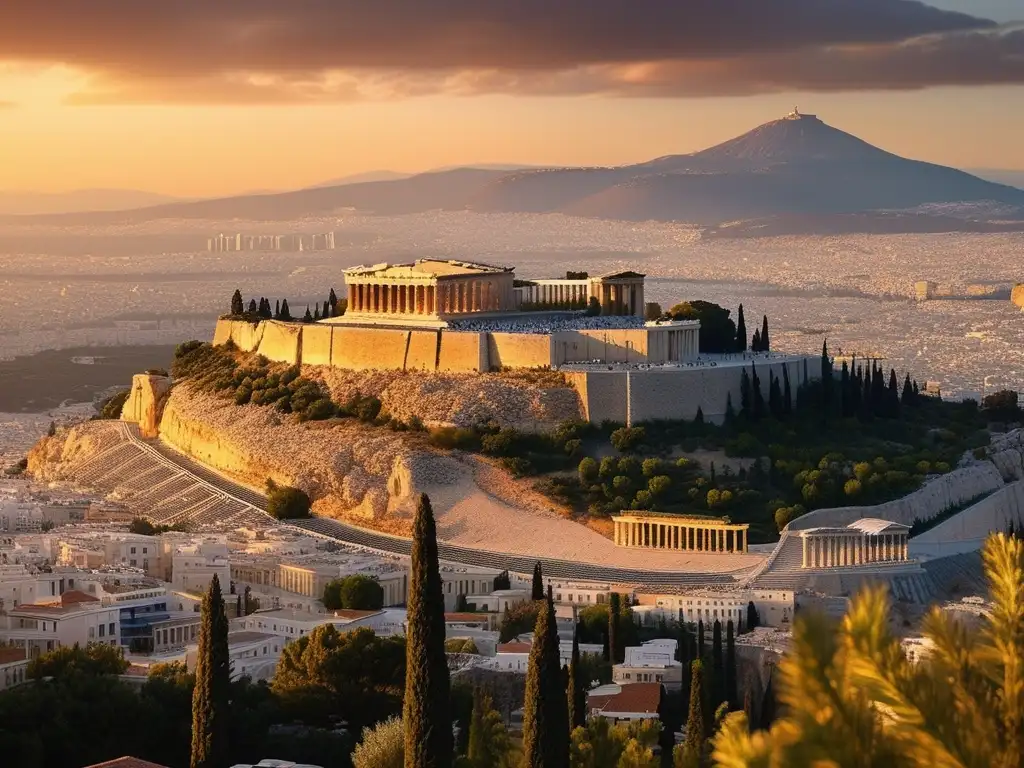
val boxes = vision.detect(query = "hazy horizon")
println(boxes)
[0,1,1022,197]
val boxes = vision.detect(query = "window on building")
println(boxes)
[131,547,136,554]
[109,622,115,635]
[99,625,105,637]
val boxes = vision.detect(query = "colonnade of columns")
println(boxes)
[347,278,512,316]
[280,567,316,596]
[612,516,749,553]
[665,327,699,362]
[598,280,644,317]
[520,281,589,306]
[800,531,910,568]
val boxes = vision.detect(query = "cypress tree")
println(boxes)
[531,562,544,601]
[711,620,724,710]
[468,686,486,764]
[902,373,914,408]
[313,305,321,321]
[724,393,736,425]
[280,299,292,321]
[697,619,705,660]
[735,304,747,352]
[230,289,244,315]
[303,305,313,323]
[725,620,738,710]
[821,340,833,417]
[861,368,874,421]
[751,328,761,353]
[274,299,281,319]
[682,660,708,765]
[567,617,585,731]
[403,494,453,768]
[694,406,704,425]
[913,380,920,398]
[761,315,770,352]
[746,601,759,630]
[751,364,765,420]
[329,287,339,316]
[888,368,900,418]
[190,573,229,768]
[739,369,751,417]
[782,364,792,415]
[608,592,621,664]
[840,361,851,417]
[768,373,782,419]
[523,590,569,767]
[247,298,257,313]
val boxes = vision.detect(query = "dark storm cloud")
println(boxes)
[0,1,1016,102]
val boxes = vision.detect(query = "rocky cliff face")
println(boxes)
[120,373,172,438]
[157,385,462,523]
[1012,284,1024,311]
[28,420,123,482]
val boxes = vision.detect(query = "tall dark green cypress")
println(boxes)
[403,494,453,768]
[902,373,914,407]
[280,299,292,321]
[567,615,585,731]
[725,620,738,710]
[531,562,544,601]
[751,328,761,353]
[190,573,229,768]
[735,304,747,352]
[782,364,792,415]
[329,287,339,316]
[697,619,705,660]
[740,369,751,417]
[274,299,281,319]
[711,620,724,710]
[523,590,569,767]
[761,315,770,352]
[821,340,833,418]
[682,660,707,765]
[608,592,621,664]
[230,289,243,316]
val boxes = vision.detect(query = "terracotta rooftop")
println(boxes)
[0,647,28,665]
[61,589,100,606]
[497,642,532,654]
[82,758,170,768]
[445,612,489,623]
[589,682,662,716]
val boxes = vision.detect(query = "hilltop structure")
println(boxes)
[213,259,815,424]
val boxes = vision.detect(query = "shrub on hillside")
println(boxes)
[322,574,384,611]
[266,483,312,520]
[98,390,131,419]
[611,426,646,453]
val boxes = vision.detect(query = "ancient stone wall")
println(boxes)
[910,480,1024,558]
[1012,284,1024,310]
[406,330,441,371]
[564,371,628,423]
[331,327,411,370]
[119,374,172,438]
[255,320,302,365]
[213,318,265,352]
[488,332,553,370]
[438,331,487,372]
[301,324,334,367]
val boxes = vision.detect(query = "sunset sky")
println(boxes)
[0,1,1021,197]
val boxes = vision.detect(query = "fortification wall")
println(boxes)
[301,324,334,367]
[910,481,1024,558]
[213,319,265,352]
[565,371,628,423]
[438,332,487,373]
[331,327,411,370]
[406,330,441,371]
[488,332,553,370]
[788,462,1006,532]
[255,320,302,365]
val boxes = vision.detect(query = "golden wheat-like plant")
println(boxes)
[713,533,1024,768]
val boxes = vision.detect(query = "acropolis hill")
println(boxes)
[213,258,816,425]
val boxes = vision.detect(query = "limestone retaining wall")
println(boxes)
[488,332,554,370]
[910,481,1024,558]
[565,371,628,424]
[406,330,441,371]
[255,320,302,365]
[331,327,410,371]
[213,319,265,352]
[438,332,487,373]
[301,324,334,367]
[787,462,1006,532]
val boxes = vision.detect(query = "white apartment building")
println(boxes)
[613,639,683,691]
[184,630,282,681]
[237,607,405,644]
[490,638,604,672]
[56,533,161,574]
[172,541,230,594]
[634,588,794,629]
[2,591,120,658]
[0,647,29,691]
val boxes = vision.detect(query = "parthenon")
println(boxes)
[798,519,911,568]
[611,513,749,554]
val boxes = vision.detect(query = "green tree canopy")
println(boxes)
[322,574,385,611]
[668,301,736,354]
[265,484,312,520]
[351,716,404,768]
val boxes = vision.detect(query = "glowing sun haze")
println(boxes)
[0,1,1021,196]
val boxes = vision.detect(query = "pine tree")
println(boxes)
[711,620,724,710]
[230,289,244,316]
[697,620,705,660]
[190,573,229,768]
[403,494,453,768]
[531,562,544,601]
[760,315,770,352]
[608,592,621,664]
[725,620,738,710]
[523,590,569,767]
[735,304,747,352]
[751,328,761,353]
[681,660,708,766]
[567,615,586,731]
[280,299,292,321]
[303,305,313,323]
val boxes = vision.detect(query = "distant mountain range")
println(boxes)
[0,188,185,216]
[4,114,1023,234]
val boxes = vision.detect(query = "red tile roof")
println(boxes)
[82,758,170,768]
[0,647,28,665]
[445,613,488,623]
[61,589,100,606]
[497,642,532,654]
[589,682,662,716]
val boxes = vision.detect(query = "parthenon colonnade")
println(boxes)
[611,513,749,554]
[799,520,911,568]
